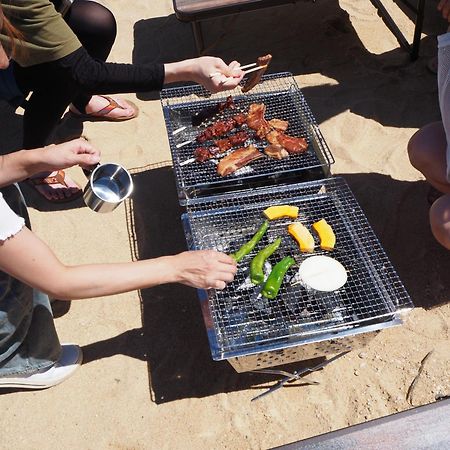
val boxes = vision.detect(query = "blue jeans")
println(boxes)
[0,185,61,377]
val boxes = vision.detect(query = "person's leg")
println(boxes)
[14,61,82,201]
[65,0,117,62]
[64,0,137,120]
[429,195,450,249]
[407,121,450,194]
[65,0,120,114]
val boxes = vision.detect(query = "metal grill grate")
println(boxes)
[161,73,334,202]
[182,177,413,360]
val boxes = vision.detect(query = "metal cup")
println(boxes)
[83,163,133,213]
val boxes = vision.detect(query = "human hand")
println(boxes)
[41,138,101,172]
[190,57,244,93]
[171,250,237,290]
[438,0,450,22]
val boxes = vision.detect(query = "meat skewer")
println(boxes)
[194,131,250,163]
[196,118,237,143]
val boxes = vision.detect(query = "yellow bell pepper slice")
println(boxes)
[287,222,315,253]
[312,219,336,251]
[263,205,299,220]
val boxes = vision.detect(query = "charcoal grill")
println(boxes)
[182,178,413,372]
[161,72,334,203]
[159,73,413,375]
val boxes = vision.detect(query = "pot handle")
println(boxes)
[82,162,100,178]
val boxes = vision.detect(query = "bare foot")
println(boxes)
[28,170,82,202]
[69,95,139,121]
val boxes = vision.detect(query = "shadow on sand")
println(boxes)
[114,161,449,404]
[133,0,444,128]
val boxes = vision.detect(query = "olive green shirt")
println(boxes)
[0,0,81,67]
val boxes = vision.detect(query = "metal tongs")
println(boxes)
[250,350,350,402]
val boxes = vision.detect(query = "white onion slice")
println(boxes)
[298,256,347,292]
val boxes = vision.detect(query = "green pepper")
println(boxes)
[261,256,296,299]
[250,237,282,285]
[231,220,269,262]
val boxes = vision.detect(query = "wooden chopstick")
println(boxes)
[208,62,260,79]
[239,62,257,70]
[242,64,267,75]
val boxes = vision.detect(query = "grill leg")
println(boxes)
[369,0,425,61]
[410,0,425,61]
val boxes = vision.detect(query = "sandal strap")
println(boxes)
[93,95,125,117]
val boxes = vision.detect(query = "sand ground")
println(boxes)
[0,0,449,448]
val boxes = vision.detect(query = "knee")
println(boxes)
[407,128,429,172]
[429,195,450,250]
[70,1,117,42]
[89,4,117,41]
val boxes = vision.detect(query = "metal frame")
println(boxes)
[175,0,426,59]
[370,0,426,61]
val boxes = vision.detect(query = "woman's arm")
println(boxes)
[164,57,244,93]
[0,226,237,299]
[0,138,100,187]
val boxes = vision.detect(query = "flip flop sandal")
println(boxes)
[70,95,139,122]
[27,170,83,203]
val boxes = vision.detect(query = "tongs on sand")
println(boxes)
[250,350,350,402]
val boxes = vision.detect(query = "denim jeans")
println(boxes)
[0,185,61,376]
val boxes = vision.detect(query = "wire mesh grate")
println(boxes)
[161,73,334,201]
[182,177,413,359]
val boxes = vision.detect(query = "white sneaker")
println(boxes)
[0,344,82,390]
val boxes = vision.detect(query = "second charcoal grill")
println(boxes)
[160,72,413,374]
[181,178,413,372]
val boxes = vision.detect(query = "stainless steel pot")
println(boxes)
[83,163,133,213]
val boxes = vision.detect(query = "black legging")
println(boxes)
[64,0,117,112]
[13,0,164,149]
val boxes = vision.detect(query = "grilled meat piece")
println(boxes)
[194,146,215,162]
[196,118,236,143]
[195,131,250,163]
[228,130,249,146]
[217,145,264,176]
[212,131,249,154]
[266,130,308,154]
[268,118,289,131]
[232,113,247,126]
[216,138,233,152]
[192,95,235,126]
[264,144,289,160]
[247,103,271,139]
[276,133,308,154]
[194,144,227,162]
[242,54,272,93]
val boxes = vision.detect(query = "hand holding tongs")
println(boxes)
[250,350,350,402]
